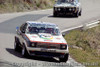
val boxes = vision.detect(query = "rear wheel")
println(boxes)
[59,54,69,62]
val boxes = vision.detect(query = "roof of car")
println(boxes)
[26,21,57,26]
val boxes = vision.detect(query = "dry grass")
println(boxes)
[64,25,100,67]
[0,0,54,13]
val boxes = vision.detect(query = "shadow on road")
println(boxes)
[6,48,59,63]
[6,48,23,58]
[48,15,78,18]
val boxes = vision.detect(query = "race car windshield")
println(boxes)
[58,0,75,3]
[27,23,60,35]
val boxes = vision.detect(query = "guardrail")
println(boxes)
[62,20,100,33]
[82,20,100,30]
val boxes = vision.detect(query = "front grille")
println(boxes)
[30,42,67,50]
[36,43,60,49]
[57,7,76,12]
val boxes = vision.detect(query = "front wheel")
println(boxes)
[14,41,19,51]
[79,10,82,16]
[59,54,69,62]
[53,11,58,17]
[74,12,79,17]
[22,45,29,57]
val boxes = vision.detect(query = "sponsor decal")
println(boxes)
[25,34,67,44]
[32,36,37,38]
[44,40,52,42]
[40,34,53,40]
[56,38,61,40]
[41,48,56,52]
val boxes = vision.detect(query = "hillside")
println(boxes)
[65,25,100,67]
[0,0,54,13]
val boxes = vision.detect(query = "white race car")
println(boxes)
[14,21,69,62]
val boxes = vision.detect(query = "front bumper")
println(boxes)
[26,47,69,58]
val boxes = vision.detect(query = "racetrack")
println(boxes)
[0,0,100,67]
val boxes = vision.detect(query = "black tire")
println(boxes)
[79,10,82,16]
[74,12,79,17]
[22,45,29,57]
[59,54,69,62]
[53,11,57,17]
[14,41,19,51]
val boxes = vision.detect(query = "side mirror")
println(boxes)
[16,27,19,32]
[62,32,65,37]
[16,27,21,35]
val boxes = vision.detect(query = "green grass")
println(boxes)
[64,25,100,67]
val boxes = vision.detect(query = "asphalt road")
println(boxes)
[0,0,100,67]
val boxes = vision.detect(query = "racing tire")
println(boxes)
[53,11,58,17]
[74,12,79,17]
[22,45,29,57]
[79,10,82,16]
[59,54,69,62]
[14,41,20,51]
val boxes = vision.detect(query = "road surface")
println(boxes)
[0,0,100,67]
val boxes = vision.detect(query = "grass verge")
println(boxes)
[64,25,100,67]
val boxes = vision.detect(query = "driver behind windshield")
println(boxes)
[58,0,75,3]
[27,26,60,35]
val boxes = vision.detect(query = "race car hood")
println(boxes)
[25,33,67,44]
[54,3,77,7]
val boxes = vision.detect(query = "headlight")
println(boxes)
[54,7,57,11]
[69,8,75,11]
[60,44,67,49]
[31,43,37,47]
[54,7,60,11]
[31,43,35,47]
[58,8,60,11]
[28,42,36,47]
[26,38,36,47]
[69,8,72,11]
